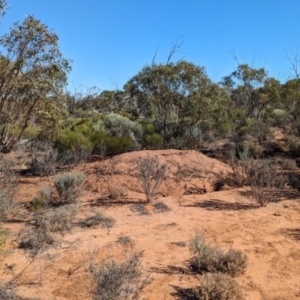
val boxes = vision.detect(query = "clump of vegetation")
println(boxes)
[53,172,85,205]
[35,206,76,234]
[26,141,58,176]
[137,155,167,202]
[30,186,52,212]
[89,250,151,300]
[246,159,287,207]
[129,204,150,215]
[108,184,128,199]
[116,236,132,245]
[189,233,247,277]
[0,286,20,300]
[55,130,93,165]
[280,158,297,170]
[153,201,170,212]
[78,213,115,229]
[194,272,245,300]
[18,228,55,256]
[0,158,19,217]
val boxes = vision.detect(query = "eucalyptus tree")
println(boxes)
[124,61,234,143]
[0,12,71,152]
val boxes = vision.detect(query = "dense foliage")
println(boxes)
[0,0,299,158]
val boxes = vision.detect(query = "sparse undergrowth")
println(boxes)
[137,155,167,202]
[89,250,151,300]
[189,233,247,277]
[246,159,287,207]
[194,272,245,300]
[18,227,56,256]
[77,212,115,229]
[35,206,76,234]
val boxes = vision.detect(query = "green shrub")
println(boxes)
[30,197,46,212]
[190,233,247,277]
[53,172,85,205]
[144,133,163,149]
[92,132,134,156]
[103,112,143,142]
[195,273,245,300]
[248,120,270,144]
[55,130,93,163]
[23,126,40,139]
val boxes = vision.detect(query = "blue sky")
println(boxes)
[1,1,300,92]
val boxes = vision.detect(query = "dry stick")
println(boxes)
[8,250,39,286]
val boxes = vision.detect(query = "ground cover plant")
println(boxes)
[189,233,248,276]
[89,250,151,300]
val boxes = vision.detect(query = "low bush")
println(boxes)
[190,233,247,277]
[18,228,55,256]
[92,132,134,156]
[55,130,93,164]
[246,159,287,207]
[0,286,20,300]
[194,272,245,300]
[30,186,52,212]
[116,236,132,245]
[144,133,163,149]
[89,251,151,300]
[153,201,170,212]
[26,141,58,176]
[53,172,85,205]
[35,206,76,234]
[78,213,115,229]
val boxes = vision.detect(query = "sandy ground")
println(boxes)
[1,149,300,299]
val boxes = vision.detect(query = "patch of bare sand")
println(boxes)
[1,149,300,299]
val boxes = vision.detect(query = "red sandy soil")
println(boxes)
[1,149,300,299]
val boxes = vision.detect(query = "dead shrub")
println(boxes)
[35,206,76,234]
[18,228,55,256]
[137,155,167,202]
[78,213,115,229]
[246,159,287,207]
[190,233,247,277]
[108,184,128,199]
[194,272,245,300]
[89,250,151,300]
[228,152,250,188]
